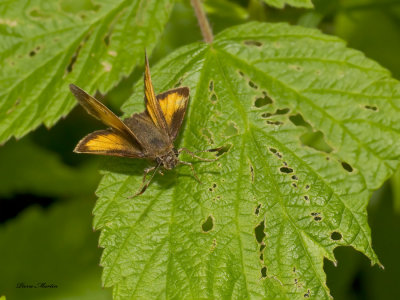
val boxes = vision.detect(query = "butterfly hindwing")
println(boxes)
[74,129,144,158]
[156,87,189,141]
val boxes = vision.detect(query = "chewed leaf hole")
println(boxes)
[244,40,262,47]
[238,70,245,77]
[289,114,311,129]
[365,105,378,111]
[250,163,254,183]
[209,80,214,92]
[280,167,293,174]
[267,120,283,125]
[300,131,333,153]
[224,121,239,137]
[202,215,214,232]
[255,204,261,216]
[341,161,353,172]
[269,147,277,153]
[254,91,273,107]
[248,80,258,89]
[292,175,298,180]
[261,266,267,278]
[210,93,218,102]
[29,50,36,57]
[304,195,309,201]
[255,220,265,244]
[311,212,322,221]
[304,289,311,298]
[212,144,231,157]
[331,231,342,240]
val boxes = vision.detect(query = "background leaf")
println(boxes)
[0,198,111,300]
[0,0,175,144]
[93,22,400,299]
[261,0,314,9]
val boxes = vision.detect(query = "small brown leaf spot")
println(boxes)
[254,91,273,108]
[304,195,309,201]
[108,50,117,57]
[102,61,112,72]
[261,266,267,278]
[331,231,342,241]
[202,215,214,233]
[280,167,293,174]
[304,289,311,298]
[250,163,254,183]
[248,80,258,89]
[341,161,353,172]
[291,175,298,180]
[255,220,265,244]
[209,80,214,92]
[244,40,262,47]
[289,65,303,72]
[255,204,261,216]
[365,105,378,111]
[210,239,217,252]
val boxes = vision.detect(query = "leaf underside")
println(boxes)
[262,0,314,9]
[0,0,174,144]
[94,22,400,299]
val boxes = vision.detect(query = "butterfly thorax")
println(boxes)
[157,148,179,170]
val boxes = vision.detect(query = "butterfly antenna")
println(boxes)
[178,147,222,162]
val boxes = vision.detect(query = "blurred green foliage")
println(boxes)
[1,0,400,299]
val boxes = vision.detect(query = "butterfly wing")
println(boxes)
[74,129,144,158]
[69,84,143,149]
[156,87,189,141]
[143,53,170,138]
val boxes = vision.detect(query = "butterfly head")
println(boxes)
[157,148,179,170]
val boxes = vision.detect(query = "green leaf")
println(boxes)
[261,0,314,9]
[0,0,175,144]
[93,22,400,299]
[0,199,111,300]
[0,138,99,197]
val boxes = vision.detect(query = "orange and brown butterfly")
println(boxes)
[69,53,219,196]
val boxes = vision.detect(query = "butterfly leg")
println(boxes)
[178,147,222,162]
[129,164,160,198]
[179,161,202,184]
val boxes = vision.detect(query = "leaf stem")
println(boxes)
[190,0,213,44]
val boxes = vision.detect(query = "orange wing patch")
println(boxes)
[74,130,143,158]
[157,87,189,141]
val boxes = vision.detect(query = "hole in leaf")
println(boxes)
[260,253,264,261]
[209,80,214,92]
[365,105,378,111]
[269,147,277,154]
[238,70,245,77]
[211,144,231,157]
[291,175,298,180]
[260,244,266,252]
[29,50,36,57]
[304,195,309,201]
[341,161,353,172]
[202,215,214,232]
[255,204,261,216]
[254,91,273,107]
[331,231,342,240]
[304,289,311,298]
[300,131,333,153]
[276,108,290,115]
[280,167,293,174]
[314,216,322,221]
[305,185,310,190]
[289,114,312,129]
[210,93,217,102]
[261,112,272,118]
[244,40,262,47]
[212,183,217,188]
[292,183,297,188]
[255,220,265,244]
[293,267,296,273]
[248,80,258,89]
[261,266,267,278]
[266,120,283,125]
[250,163,254,183]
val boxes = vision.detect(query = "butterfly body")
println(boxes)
[70,53,218,196]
